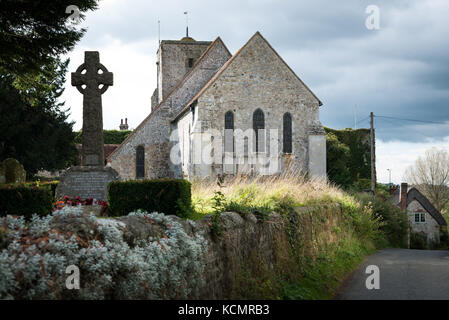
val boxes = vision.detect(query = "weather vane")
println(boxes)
[184,11,189,37]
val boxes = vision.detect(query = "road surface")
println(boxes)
[335,248,449,300]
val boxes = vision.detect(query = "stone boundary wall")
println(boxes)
[173,204,343,298]
[1,203,346,299]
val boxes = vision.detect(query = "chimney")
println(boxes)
[119,118,128,131]
[400,183,408,211]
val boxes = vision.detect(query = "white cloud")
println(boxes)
[61,36,157,131]
[376,137,449,184]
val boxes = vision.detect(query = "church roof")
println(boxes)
[172,31,323,123]
[107,37,231,161]
[405,187,447,226]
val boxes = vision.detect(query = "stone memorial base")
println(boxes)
[56,166,119,201]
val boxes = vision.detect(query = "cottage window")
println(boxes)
[414,213,426,223]
[420,213,426,222]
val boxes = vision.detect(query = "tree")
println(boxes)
[0,0,100,176]
[0,0,98,82]
[0,77,79,177]
[404,148,449,211]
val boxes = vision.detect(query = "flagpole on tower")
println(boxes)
[184,11,188,37]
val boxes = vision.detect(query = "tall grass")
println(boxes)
[191,172,346,218]
[189,172,405,299]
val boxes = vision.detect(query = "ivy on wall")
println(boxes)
[325,127,373,188]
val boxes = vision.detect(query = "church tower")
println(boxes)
[151,36,212,110]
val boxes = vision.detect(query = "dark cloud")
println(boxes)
[68,0,449,143]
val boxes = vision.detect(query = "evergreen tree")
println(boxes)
[0,0,100,176]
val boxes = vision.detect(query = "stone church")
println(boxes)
[108,32,326,180]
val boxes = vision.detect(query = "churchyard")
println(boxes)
[1,0,436,302]
[0,37,410,300]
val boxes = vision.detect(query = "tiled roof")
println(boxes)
[406,187,447,226]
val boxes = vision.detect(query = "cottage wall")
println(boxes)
[408,199,441,244]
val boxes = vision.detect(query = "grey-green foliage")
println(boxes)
[0,207,207,299]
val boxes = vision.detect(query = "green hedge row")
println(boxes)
[108,179,192,217]
[26,181,59,199]
[0,186,53,219]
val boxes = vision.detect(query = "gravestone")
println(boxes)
[56,51,119,201]
[0,158,26,184]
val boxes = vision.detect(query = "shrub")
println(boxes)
[354,192,408,247]
[410,232,428,249]
[0,208,207,299]
[0,185,53,218]
[26,180,59,199]
[108,179,192,217]
[53,196,108,215]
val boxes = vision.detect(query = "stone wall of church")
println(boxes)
[192,33,323,177]
[158,40,212,102]
[108,39,231,179]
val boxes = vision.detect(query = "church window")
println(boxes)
[136,146,145,178]
[253,109,265,152]
[188,58,194,68]
[225,111,234,152]
[283,112,292,153]
[225,111,234,130]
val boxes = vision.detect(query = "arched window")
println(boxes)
[224,111,234,153]
[283,113,292,153]
[225,111,234,130]
[253,109,265,152]
[136,146,145,178]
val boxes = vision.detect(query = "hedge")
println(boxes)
[26,181,59,199]
[107,179,192,217]
[0,185,53,218]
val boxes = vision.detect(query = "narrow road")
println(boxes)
[335,248,449,300]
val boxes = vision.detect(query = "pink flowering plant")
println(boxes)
[52,196,108,215]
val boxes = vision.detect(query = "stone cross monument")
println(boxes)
[72,51,113,166]
[56,51,119,201]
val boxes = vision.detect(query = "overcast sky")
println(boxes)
[60,0,449,184]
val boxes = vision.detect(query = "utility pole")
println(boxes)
[387,168,391,185]
[370,112,375,196]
